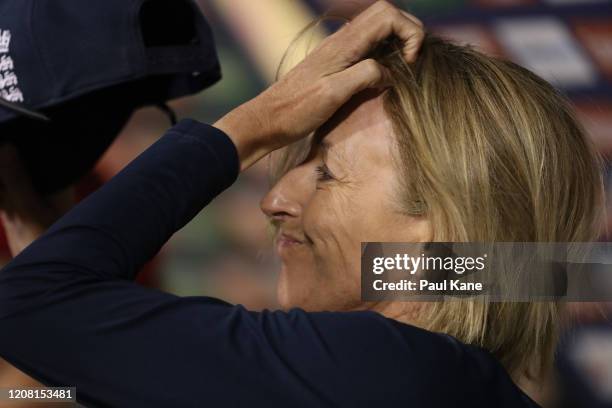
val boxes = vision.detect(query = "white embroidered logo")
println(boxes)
[0,29,23,103]
[0,30,10,53]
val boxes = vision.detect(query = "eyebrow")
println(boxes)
[312,131,347,166]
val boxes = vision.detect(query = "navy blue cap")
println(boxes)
[0,0,221,193]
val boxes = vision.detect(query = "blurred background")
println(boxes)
[0,0,611,406]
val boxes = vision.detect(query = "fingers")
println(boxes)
[326,59,391,105]
[333,1,425,64]
[399,10,424,29]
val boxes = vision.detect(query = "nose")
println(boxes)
[261,166,312,222]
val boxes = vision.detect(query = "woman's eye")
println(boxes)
[315,164,335,182]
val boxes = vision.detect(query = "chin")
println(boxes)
[276,283,313,311]
[276,262,313,310]
[276,267,301,310]
[276,287,292,311]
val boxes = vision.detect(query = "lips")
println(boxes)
[276,232,304,253]
[278,232,303,244]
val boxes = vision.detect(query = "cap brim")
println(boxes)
[0,98,50,122]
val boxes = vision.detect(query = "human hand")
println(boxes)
[0,144,74,256]
[214,0,424,171]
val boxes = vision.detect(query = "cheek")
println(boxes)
[302,191,365,287]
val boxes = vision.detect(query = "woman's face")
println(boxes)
[261,90,431,311]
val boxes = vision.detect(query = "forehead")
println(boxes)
[316,90,395,167]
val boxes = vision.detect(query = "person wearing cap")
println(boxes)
[0,1,572,407]
[0,0,223,391]
[0,0,220,194]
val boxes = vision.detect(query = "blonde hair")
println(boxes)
[379,35,604,379]
[273,32,605,380]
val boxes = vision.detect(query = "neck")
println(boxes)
[361,301,427,326]
[515,371,554,407]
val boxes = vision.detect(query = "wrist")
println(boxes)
[214,95,277,172]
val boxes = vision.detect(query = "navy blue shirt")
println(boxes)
[0,119,539,407]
